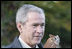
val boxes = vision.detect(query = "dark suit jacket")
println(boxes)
[5,37,43,48]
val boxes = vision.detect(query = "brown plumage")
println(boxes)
[44,34,60,48]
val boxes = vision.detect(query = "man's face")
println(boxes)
[21,12,45,45]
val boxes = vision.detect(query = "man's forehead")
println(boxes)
[31,21,45,25]
[27,12,45,20]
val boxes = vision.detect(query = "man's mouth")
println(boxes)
[33,34,43,37]
[34,36,42,37]
[33,35,42,37]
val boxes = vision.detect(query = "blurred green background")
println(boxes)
[1,1,71,48]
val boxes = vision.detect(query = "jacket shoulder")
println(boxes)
[4,37,22,48]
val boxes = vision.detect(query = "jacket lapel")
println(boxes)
[12,37,23,48]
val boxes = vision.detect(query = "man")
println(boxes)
[5,4,60,48]
[5,4,45,48]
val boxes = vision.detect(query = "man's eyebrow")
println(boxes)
[41,23,45,25]
[32,23,45,25]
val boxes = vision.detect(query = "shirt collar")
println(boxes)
[18,36,39,48]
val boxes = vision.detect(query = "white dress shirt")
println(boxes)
[18,37,39,48]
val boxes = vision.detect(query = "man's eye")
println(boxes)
[32,24,45,27]
[33,24,37,26]
[41,24,45,26]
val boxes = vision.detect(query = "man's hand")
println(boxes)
[44,34,60,48]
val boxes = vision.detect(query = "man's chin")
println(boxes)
[34,40,41,44]
[32,38,42,44]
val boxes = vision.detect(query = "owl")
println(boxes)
[44,34,60,48]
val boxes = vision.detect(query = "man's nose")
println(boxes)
[37,25,43,33]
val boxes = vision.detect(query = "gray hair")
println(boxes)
[16,4,45,24]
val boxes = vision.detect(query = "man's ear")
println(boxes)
[16,23,23,33]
